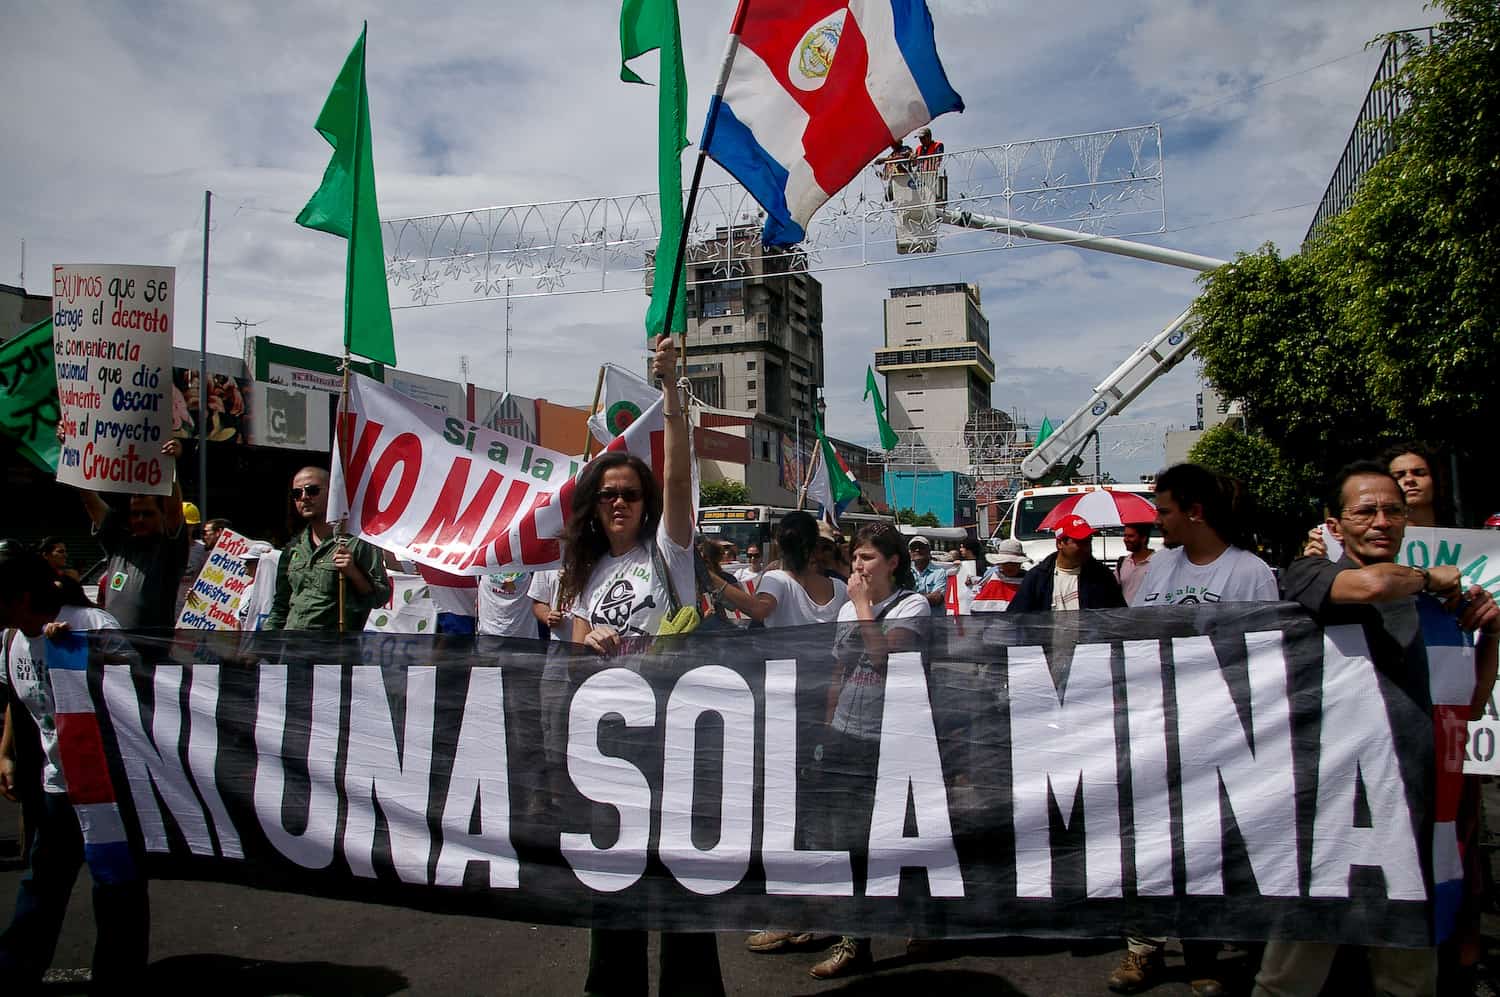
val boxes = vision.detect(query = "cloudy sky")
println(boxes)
[1,0,1436,478]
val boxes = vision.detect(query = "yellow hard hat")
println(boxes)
[183,501,202,525]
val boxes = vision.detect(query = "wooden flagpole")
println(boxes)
[336,353,351,635]
[583,364,606,459]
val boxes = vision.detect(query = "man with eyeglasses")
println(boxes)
[1251,460,1499,997]
[69,437,189,630]
[265,467,390,632]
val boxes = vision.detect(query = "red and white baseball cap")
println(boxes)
[1054,514,1095,541]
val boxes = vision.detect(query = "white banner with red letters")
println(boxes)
[330,374,663,576]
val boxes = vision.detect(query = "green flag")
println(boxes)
[621,0,688,342]
[1035,416,1055,447]
[0,318,61,472]
[863,366,899,451]
[296,24,396,366]
[814,411,861,506]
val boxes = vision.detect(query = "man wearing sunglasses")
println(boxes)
[265,467,390,632]
[1251,461,1499,997]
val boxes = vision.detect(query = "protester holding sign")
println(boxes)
[0,549,149,986]
[66,435,188,630]
[266,467,390,632]
[557,334,721,994]
[813,523,931,980]
[1257,461,1500,997]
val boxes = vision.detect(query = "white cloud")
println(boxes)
[1,0,1434,484]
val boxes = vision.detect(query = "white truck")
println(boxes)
[1001,483,1156,569]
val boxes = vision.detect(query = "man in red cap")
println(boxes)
[1005,513,1125,612]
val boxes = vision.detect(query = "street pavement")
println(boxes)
[0,797,1267,996]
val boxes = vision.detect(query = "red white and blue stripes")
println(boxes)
[46,632,141,885]
[1418,594,1474,943]
[703,0,963,246]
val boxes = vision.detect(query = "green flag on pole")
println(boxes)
[863,366,899,451]
[296,24,397,366]
[1035,416,1055,447]
[814,411,861,507]
[0,318,61,472]
[621,0,688,342]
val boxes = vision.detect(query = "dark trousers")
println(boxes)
[583,929,724,997]
[0,792,150,988]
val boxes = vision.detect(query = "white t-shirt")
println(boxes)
[4,606,127,794]
[1052,564,1081,611]
[1130,545,1279,607]
[573,520,695,642]
[831,590,930,741]
[528,569,564,642]
[753,569,849,628]
[477,571,535,637]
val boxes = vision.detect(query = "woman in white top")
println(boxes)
[811,523,930,981]
[714,511,848,629]
[555,335,722,995]
[726,511,848,957]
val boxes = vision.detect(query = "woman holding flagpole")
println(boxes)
[558,333,722,996]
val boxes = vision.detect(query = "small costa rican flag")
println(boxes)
[1418,594,1476,943]
[703,0,964,246]
[46,632,141,885]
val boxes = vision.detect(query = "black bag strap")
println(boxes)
[648,535,683,616]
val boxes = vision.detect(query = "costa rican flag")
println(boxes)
[1418,595,1476,943]
[703,0,963,246]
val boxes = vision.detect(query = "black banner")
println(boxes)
[77,605,1433,944]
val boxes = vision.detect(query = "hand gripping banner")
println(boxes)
[63,605,1436,944]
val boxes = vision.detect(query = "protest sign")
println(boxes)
[51,264,175,494]
[66,606,1433,944]
[176,529,257,630]
[330,374,662,576]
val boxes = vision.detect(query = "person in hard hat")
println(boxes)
[175,501,209,619]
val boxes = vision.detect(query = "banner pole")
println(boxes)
[661,0,749,386]
[584,364,606,460]
[797,445,820,511]
[336,352,350,635]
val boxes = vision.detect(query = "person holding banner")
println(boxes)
[812,523,931,980]
[0,549,149,987]
[558,334,722,995]
[1254,461,1499,997]
[265,467,390,632]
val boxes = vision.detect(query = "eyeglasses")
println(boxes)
[1341,503,1407,526]
[596,487,643,505]
[746,550,760,557]
[290,484,323,500]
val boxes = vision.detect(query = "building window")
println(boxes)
[747,379,756,390]
[746,361,756,371]
[747,400,756,409]
[758,322,767,334]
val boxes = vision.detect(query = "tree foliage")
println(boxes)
[699,479,748,507]
[1191,1,1500,516]
[1187,424,1317,560]
[894,508,941,527]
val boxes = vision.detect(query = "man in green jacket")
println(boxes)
[265,467,390,632]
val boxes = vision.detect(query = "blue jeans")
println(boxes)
[0,792,150,987]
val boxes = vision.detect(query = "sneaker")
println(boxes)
[1107,949,1165,994]
[746,930,815,953]
[809,936,872,980]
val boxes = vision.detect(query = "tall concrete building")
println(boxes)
[660,226,825,434]
[874,282,995,472]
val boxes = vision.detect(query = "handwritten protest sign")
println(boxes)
[177,529,255,631]
[52,264,175,495]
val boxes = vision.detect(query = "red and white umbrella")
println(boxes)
[1037,490,1156,531]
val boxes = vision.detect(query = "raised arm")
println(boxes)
[653,334,694,550]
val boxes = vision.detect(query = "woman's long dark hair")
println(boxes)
[776,511,820,574]
[557,452,661,612]
[854,523,916,590]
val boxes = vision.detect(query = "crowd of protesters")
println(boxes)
[3,339,1500,995]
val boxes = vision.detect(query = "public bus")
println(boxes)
[999,483,1156,568]
[697,505,894,560]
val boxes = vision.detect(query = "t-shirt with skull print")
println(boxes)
[573,520,695,643]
